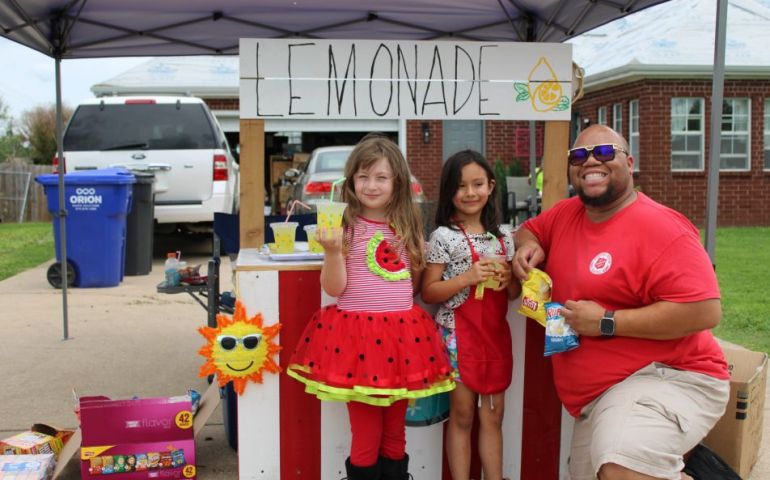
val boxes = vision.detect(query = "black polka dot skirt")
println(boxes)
[287,304,455,406]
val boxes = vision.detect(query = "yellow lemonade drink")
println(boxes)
[303,224,323,253]
[270,222,298,253]
[482,255,506,290]
[316,201,346,231]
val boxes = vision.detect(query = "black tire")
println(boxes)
[47,261,76,289]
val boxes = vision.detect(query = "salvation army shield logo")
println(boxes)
[589,252,612,275]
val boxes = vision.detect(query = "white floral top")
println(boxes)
[425,224,514,329]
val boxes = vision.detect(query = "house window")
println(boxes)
[671,97,704,171]
[764,98,770,170]
[613,103,623,133]
[597,106,607,125]
[720,98,750,171]
[629,100,639,171]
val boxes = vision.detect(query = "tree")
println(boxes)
[20,103,72,165]
[0,96,30,162]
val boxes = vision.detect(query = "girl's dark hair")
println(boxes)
[435,150,502,237]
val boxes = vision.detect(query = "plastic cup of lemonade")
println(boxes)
[474,254,506,300]
[316,201,347,231]
[303,224,323,253]
[481,254,507,290]
[270,222,298,253]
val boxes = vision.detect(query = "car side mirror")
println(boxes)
[284,168,301,181]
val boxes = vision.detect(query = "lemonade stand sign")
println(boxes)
[240,39,572,121]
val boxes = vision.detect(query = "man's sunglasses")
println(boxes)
[217,334,262,351]
[567,143,628,166]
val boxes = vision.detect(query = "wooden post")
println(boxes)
[541,121,570,210]
[239,119,265,248]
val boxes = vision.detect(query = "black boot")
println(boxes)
[379,453,409,480]
[345,457,381,480]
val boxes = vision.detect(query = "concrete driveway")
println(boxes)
[0,245,238,479]
[0,240,767,479]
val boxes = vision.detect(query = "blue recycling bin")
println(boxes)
[36,168,135,288]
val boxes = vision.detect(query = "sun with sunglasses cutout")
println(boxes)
[567,143,628,166]
[198,300,282,394]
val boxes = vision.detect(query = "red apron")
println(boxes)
[453,225,513,395]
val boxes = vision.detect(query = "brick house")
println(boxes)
[567,0,770,226]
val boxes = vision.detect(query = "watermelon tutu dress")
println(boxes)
[287,216,454,406]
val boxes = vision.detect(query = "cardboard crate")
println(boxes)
[292,152,309,169]
[78,395,196,479]
[270,159,292,186]
[51,384,220,479]
[0,424,74,459]
[703,344,768,479]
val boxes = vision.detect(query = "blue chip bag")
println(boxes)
[544,302,580,356]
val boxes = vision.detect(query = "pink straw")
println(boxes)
[285,199,312,223]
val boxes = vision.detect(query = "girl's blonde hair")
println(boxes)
[341,134,425,271]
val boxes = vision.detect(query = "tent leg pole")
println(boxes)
[55,56,70,340]
[705,0,728,266]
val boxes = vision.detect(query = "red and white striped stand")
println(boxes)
[236,248,572,479]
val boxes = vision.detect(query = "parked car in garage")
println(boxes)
[285,145,425,210]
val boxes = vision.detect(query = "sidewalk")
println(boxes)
[0,255,237,479]
[0,255,767,479]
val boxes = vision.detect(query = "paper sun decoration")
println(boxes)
[198,301,281,394]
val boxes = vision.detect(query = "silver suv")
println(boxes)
[61,96,239,232]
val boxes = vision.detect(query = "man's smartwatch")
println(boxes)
[600,310,615,337]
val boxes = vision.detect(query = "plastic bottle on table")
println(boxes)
[164,252,180,287]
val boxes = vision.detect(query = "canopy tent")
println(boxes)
[0,3,729,477]
[2,0,670,57]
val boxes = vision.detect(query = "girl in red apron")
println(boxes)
[422,150,521,480]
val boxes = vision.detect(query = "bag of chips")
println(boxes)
[544,302,580,356]
[517,268,552,326]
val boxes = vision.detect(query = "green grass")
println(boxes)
[0,222,54,281]
[712,227,770,354]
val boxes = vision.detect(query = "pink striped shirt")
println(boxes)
[337,216,413,312]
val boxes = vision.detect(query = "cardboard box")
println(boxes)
[52,384,220,479]
[270,159,292,185]
[0,454,55,479]
[703,344,768,479]
[0,425,74,459]
[292,152,309,169]
[78,395,196,479]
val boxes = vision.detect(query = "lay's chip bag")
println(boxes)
[517,268,552,326]
[544,301,580,356]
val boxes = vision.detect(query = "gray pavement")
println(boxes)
[0,248,767,479]
[0,251,237,479]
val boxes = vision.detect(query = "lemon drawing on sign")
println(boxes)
[513,57,570,112]
[198,300,281,395]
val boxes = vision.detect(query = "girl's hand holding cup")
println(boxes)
[493,262,512,291]
[316,226,344,255]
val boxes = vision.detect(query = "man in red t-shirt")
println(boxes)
[513,125,729,480]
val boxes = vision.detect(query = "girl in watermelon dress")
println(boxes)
[421,150,521,480]
[287,134,454,480]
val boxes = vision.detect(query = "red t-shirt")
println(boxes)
[524,193,729,416]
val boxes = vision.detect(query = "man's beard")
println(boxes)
[576,182,617,207]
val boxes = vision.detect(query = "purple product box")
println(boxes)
[79,395,196,479]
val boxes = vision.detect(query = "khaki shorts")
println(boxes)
[568,362,729,480]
